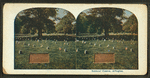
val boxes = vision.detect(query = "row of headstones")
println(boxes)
[15,36,75,41]
[18,41,134,55]
[18,47,133,54]
[18,47,78,54]
[76,39,124,46]
[17,38,134,54]
[15,36,136,41]
[16,39,70,46]
[18,40,72,54]
[76,39,134,52]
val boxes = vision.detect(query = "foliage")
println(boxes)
[77,8,125,37]
[16,8,57,38]
[30,27,36,35]
[89,8,124,37]
[87,24,96,33]
[15,17,22,34]
[20,25,28,34]
[76,12,89,34]
[123,14,138,34]
[71,23,76,34]
[55,12,75,34]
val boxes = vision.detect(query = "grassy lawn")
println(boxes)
[15,39,138,69]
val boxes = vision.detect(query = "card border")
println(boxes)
[3,3,147,75]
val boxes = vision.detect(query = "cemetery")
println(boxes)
[15,35,138,69]
[14,8,138,69]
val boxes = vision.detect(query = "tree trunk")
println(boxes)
[38,28,42,39]
[104,28,109,39]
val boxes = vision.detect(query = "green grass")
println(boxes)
[15,39,138,69]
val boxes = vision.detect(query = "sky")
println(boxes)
[52,8,133,25]
[124,10,133,18]
[121,10,133,24]
[56,8,67,18]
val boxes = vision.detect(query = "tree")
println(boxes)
[20,25,26,34]
[87,24,95,33]
[55,12,75,34]
[88,8,124,37]
[76,12,88,34]
[16,8,57,38]
[14,17,22,34]
[123,14,138,34]
[71,22,76,34]
[111,19,123,33]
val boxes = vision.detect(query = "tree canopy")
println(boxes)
[76,8,125,37]
[55,12,75,34]
[15,8,57,38]
[15,8,138,38]
[123,14,138,34]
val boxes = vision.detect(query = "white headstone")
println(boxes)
[28,44,30,46]
[33,44,35,47]
[19,50,23,54]
[84,50,87,54]
[99,44,101,47]
[104,39,106,41]
[46,46,49,50]
[130,48,133,52]
[64,48,67,52]
[113,47,115,49]
[107,44,109,47]
[82,40,84,43]
[94,43,96,46]
[16,41,18,44]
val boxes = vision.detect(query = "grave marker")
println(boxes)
[46,46,49,50]
[113,47,115,49]
[84,50,87,54]
[76,48,78,52]
[107,44,109,47]
[33,44,35,47]
[59,47,62,51]
[130,48,133,52]
[41,45,43,47]
[64,48,67,52]
[125,47,128,50]
[18,50,23,54]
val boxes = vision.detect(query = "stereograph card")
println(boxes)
[3,3,147,75]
